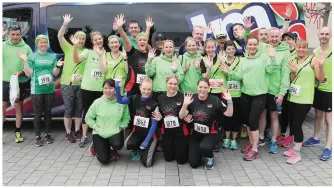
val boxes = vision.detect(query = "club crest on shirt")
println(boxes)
[176,102,182,106]
[146,106,151,110]
[207,104,213,108]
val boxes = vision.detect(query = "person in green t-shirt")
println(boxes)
[303,27,333,161]
[17,35,64,147]
[85,78,130,164]
[57,14,87,143]
[283,40,325,164]
[72,31,105,148]
[98,35,128,94]
[2,25,33,143]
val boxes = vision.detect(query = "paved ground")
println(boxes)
[2,109,332,186]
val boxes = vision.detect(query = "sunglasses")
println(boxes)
[8,25,21,30]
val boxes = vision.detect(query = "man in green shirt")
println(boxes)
[2,25,33,143]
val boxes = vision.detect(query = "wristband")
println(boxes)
[227,100,233,105]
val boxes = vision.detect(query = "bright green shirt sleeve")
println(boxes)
[85,100,98,130]
[227,67,242,81]
[279,52,292,96]
[265,56,281,74]
[120,105,130,129]
[145,58,156,77]
[80,49,89,60]
[175,59,184,83]
[27,46,33,57]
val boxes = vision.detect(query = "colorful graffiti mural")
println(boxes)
[186,2,306,40]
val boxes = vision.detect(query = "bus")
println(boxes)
[3,2,306,120]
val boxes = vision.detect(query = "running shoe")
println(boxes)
[241,142,252,153]
[111,148,120,161]
[66,132,76,143]
[264,128,272,141]
[89,142,96,156]
[258,138,265,146]
[240,127,247,138]
[320,148,332,161]
[243,149,260,161]
[230,140,238,150]
[276,134,285,145]
[15,132,24,143]
[281,135,293,148]
[44,134,53,144]
[75,130,82,141]
[79,136,88,148]
[287,154,301,164]
[283,147,296,157]
[35,136,43,147]
[205,158,214,170]
[303,137,320,147]
[269,141,278,154]
[131,150,141,161]
[222,138,231,148]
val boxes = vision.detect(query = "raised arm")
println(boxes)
[145,17,154,41]
[116,14,132,52]
[52,58,64,76]
[70,36,84,63]
[179,92,193,119]
[115,79,131,104]
[17,52,33,77]
[57,14,73,46]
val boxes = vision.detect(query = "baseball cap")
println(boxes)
[282,32,297,40]
[155,33,166,41]
[216,32,227,39]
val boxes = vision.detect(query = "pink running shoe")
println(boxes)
[281,136,293,148]
[286,153,301,164]
[283,147,296,157]
[276,135,285,145]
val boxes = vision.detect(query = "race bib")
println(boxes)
[194,123,209,134]
[209,79,224,88]
[164,116,180,129]
[133,116,149,128]
[289,84,301,96]
[91,69,104,78]
[38,74,52,85]
[227,81,240,90]
[136,74,147,84]
[71,74,82,82]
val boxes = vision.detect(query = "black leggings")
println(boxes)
[280,92,291,135]
[241,93,267,131]
[125,132,157,167]
[224,97,242,132]
[61,85,82,118]
[162,133,188,164]
[81,89,103,124]
[92,132,124,164]
[288,102,311,143]
[188,133,220,168]
[31,94,55,136]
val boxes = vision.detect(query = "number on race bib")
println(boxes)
[91,69,103,78]
[38,74,52,85]
[136,74,147,84]
[133,116,149,128]
[289,84,301,96]
[227,81,240,90]
[164,116,180,128]
[194,123,209,134]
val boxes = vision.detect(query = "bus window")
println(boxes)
[3,8,32,41]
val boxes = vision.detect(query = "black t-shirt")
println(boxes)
[188,94,227,135]
[129,95,158,136]
[158,92,187,136]
[125,47,148,95]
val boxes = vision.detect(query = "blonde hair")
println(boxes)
[296,40,308,48]
[204,38,216,49]
[185,37,196,46]
[90,31,103,43]
[140,77,153,86]
[166,74,179,84]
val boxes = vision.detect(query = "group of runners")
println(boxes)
[2,9,332,170]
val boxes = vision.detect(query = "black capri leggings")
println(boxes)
[188,133,220,169]
[162,133,188,164]
[224,97,242,132]
[280,91,291,135]
[241,93,267,131]
[92,131,124,164]
[61,85,82,118]
[288,101,311,143]
[81,89,103,124]
[31,94,55,136]
[124,132,157,167]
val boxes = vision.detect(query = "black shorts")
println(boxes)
[313,88,332,112]
[266,94,278,112]
[2,81,30,102]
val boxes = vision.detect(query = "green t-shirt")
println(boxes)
[105,53,127,94]
[120,36,138,49]
[60,40,85,86]
[2,39,33,83]
[80,49,105,91]
[288,56,315,104]
[209,56,227,94]
[28,52,57,94]
[226,56,241,98]
[314,47,332,92]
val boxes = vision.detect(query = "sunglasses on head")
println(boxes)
[8,25,21,30]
